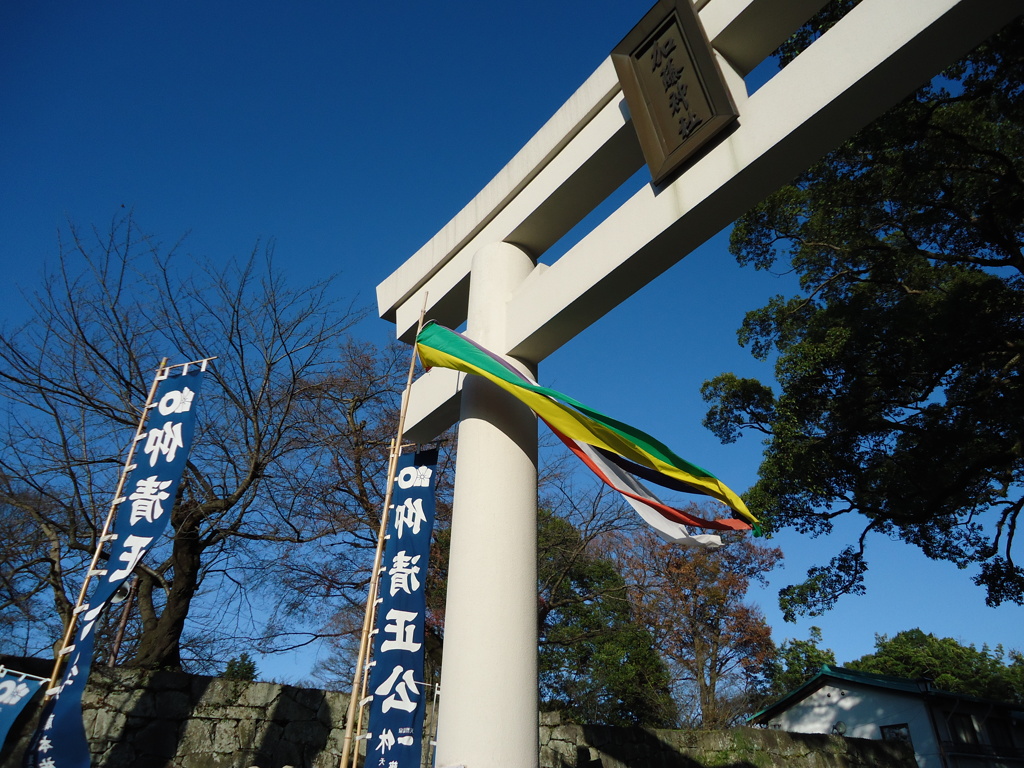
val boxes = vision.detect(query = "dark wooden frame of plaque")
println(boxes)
[612,0,738,185]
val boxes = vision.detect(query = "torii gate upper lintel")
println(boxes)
[375,1,1018,765]
[380,0,1016,447]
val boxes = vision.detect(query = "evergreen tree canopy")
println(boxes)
[702,8,1024,615]
[763,627,837,699]
[222,653,259,682]
[846,629,1024,704]
[537,509,677,728]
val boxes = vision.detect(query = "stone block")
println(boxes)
[313,747,345,768]
[204,708,256,724]
[132,717,182,761]
[179,715,217,750]
[549,736,578,760]
[212,718,238,753]
[324,726,347,753]
[698,729,734,752]
[235,715,269,750]
[550,724,580,744]
[271,691,319,723]
[192,674,218,700]
[125,714,148,731]
[237,680,282,708]
[316,691,348,725]
[93,687,140,714]
[97,668,147,693]
[150,668,194,691]
[582,725,614,747]
[288,684,325,710]
[255,737,303,767]
[153,688,193,719]
[130,689,160,718]
[282,717,330,745]
[97,745,139,768]
[200,678,240,707]
[540,710,562,727]
[260,719,285,744]
[87,707,127,741]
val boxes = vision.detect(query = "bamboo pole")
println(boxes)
[351,445,399,754]
[339,307,427,768]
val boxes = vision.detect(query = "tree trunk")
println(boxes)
[129,505,204,670]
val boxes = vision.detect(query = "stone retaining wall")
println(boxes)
[538,711,916,768]
[2,668,915,768]
[2,666,349,768]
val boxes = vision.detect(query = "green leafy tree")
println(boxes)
[762,626,836,699]
[702,6,1024,615]
[1008,651,1024,702]
[222,652,259,682]
[846,628,1023,704]
[538,509,677,728]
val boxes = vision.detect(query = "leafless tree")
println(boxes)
[0,213,406,670]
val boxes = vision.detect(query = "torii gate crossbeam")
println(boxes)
[375,0,1018,766]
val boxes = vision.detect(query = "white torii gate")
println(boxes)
[376,1,1017,766]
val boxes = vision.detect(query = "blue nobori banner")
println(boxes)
[366,449,438,768]
[24,364,206,768]
[0,668,45,750]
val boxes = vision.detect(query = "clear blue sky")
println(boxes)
[3,1,1020,682]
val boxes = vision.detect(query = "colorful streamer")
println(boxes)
[415,321,758,535]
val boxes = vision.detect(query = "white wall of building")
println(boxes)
[767,683,940,768]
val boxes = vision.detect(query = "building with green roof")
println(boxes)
[749,665,1024,768]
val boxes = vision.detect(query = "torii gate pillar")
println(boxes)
[433,242,540,768]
